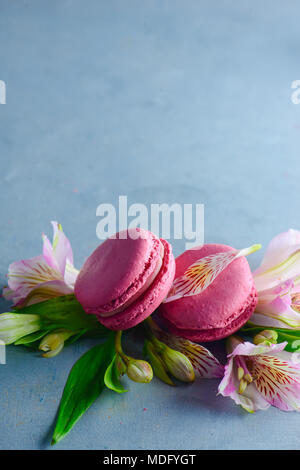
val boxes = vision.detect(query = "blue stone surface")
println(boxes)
[1,0,300,450]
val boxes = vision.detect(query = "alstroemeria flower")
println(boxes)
[251,279,300,329]
[251,229,300,329]
[218,336,300,413]
[3,222,79,307]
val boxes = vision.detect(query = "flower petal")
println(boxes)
[249,313,298,329]
[252,279,300,328]
[2,286,15,301]
[5,255,63,306]
[51,221,74,275]
[229,340,287,358]
[42,222,75,278]
[236,383,271,412]
[150,320,224,378]
[165,244,261,302]
[17,280,73,307]
[218,357,270,412]
[253,229,300,292]
[218,357,236,395]
[42,233,60,272]
[251,353,300,411]
[64,259,79,287]
[0,313,42,344]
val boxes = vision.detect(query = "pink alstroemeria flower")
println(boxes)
[218,336,300,413]
[3,222,79,307]
[251,229,300,328]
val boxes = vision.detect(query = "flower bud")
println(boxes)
[39,329,75,358]
[126,359,153,383]
[253,329,278,346]
[145,340,174,386]
[161,346,195,383]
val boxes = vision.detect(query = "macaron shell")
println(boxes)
[160,285,257,342]
[75,228,162,314]
[98,238,175,330]
[158,244,257,342]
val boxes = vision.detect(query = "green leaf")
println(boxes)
[52,332,116,445]
[275,331,300,352]
[14,330,48,345]
[241,322,300,352]
[104,354,128,394]
[14,294,105,332]
[64,329,88,346]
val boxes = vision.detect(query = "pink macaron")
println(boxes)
[157,244,257,342]
[74,228,175,330]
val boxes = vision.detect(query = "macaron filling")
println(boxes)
[97,241,165,318]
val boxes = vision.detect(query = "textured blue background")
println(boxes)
[1,0,300,450]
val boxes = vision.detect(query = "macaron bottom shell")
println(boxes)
[159,284,257,342]
[157,243,258,343]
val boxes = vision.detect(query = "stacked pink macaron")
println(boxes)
[75,228,175,330]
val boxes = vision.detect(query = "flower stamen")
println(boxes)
[239,379,248,394]
[244,373,253,383]
[236,356,253,393]
[237,366,244,380]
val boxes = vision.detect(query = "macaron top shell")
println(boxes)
[75,228,163,315]
[159,244,256,335]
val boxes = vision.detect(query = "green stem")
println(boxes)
[143,317,164,353]
[146,316,154,327]
[115,330,123,354]
[114,330,130,363]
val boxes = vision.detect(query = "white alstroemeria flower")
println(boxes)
[252,229,300,329]
[218,336,300,413]
[3,221,79,307]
